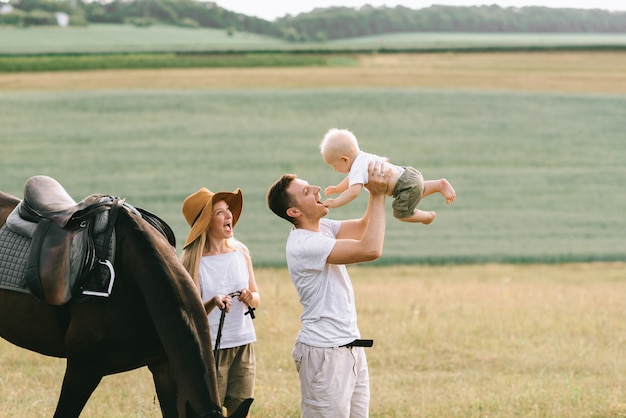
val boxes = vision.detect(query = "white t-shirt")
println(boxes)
[286,218,360,347]
[199,249,256,349]
[348,150,388,187]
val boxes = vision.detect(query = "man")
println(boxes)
[266,161,389,417]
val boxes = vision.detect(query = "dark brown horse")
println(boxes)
[0,188,252,418]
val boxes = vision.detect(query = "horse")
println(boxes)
[0,180,253,418]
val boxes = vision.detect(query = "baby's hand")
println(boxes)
[324,186,337,196]
[323,198,337,208]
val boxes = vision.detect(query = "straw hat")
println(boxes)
[182,187,243,248]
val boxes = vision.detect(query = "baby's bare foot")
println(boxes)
[440,179,456,204]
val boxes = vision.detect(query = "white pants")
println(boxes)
[292,341,370,418]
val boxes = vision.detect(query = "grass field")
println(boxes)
[1,263,625,417]
[1,25,626,54]
[0,24,290,53]
[0,48,625,416]
[1,52,625,265]
[3,51,626,93]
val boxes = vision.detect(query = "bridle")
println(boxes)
[214,291,256,371]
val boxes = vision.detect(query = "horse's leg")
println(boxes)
[149,359,178,418]
[53,362,102,418]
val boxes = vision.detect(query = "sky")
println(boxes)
[218,1,626,21]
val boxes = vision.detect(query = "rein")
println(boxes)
[214,291,255,371]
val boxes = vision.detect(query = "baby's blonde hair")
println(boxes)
[319,128,360,163]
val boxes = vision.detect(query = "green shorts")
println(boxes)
[392,166,425,219]
[215,343,256,412]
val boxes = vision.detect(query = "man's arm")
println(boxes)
[327,162,388,265]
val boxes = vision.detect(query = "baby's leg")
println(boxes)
[397,209,436,224]
[422,178,456,204]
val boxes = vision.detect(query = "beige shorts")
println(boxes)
[392,166,425,219]
[292,341,369,418]
[215,343,256,412]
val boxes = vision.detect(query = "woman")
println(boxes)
[181,187,260,417]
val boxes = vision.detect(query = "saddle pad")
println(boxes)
[0,206,116,297]
[6,205,36,238]
[0,224,31,293]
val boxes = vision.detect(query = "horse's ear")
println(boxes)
[228,398,253,418]
[184,401,224,418]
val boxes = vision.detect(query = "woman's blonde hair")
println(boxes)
[180,233,206,292]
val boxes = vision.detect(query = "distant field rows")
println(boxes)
[2,52,626,93]
[2,25,625,54]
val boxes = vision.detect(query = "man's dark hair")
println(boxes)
[267,174,297,225]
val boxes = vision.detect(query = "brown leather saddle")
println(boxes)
[18,175,122,305]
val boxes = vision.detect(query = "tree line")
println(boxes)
[2,0,625,41]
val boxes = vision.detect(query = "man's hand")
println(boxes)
[364,161,390,195]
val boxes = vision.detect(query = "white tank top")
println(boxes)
[199,250,256,349]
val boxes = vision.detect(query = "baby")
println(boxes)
[320,128,455,224]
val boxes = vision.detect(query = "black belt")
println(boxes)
[340,339,374,348]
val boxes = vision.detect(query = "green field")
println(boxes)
[0,24,290,53]
[1,24,626,54]
[1,86,624,266]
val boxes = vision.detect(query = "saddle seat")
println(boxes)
[19,176,105,228]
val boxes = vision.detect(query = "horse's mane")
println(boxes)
[115,207,219,411]
[118,206,181,288]
[117,205,209,340]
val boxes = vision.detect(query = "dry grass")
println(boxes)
[1,52,625,93]
[1,263,625,417]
